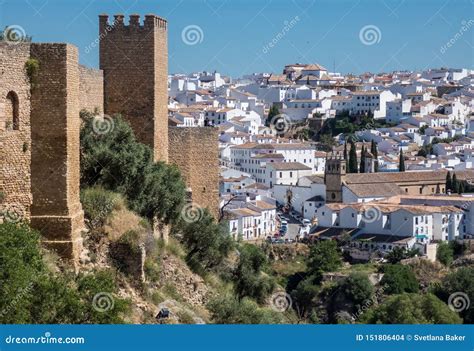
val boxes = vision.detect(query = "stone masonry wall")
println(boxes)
[0,43,32,221]
[78,65,104,113]
[99,14,168,162]
[30,43,84,260]
[169,127,220,218]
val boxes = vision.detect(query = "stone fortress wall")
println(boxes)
[79,65,104,113]
[169,127,220,219]
[0,13,220,262]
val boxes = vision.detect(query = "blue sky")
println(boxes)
[1,0,473,77]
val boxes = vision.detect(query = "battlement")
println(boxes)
[99,13,167,32]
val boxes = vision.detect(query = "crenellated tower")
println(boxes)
[99,14,168,162]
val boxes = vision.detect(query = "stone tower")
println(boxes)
[29,43,84,260]
[99,14,168,162]
[325,153,346,203]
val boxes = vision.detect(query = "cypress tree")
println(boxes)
[343,140,348,161]
[446,172,452,193]
[359,145,366,173]
[452,173,459,193]
[399,149,405,172]
[348,140,358,173]
[371,140,379,172]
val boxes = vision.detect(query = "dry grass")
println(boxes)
[104,207,148,242]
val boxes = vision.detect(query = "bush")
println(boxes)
[207,294,283,324]
[81,187,121,229]
[180,209,234,275]
[338,273,374,310]
[233,244,275,303]
[437,241,454,266]
[380,264,419,295]
[361,293,462,324]
[435,267,474,323]
[0,222,129,323]
[307,240,342,279]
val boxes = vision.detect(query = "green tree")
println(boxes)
[370,140,379,172]
[435,267,474,323]
[452,173,459,193]
[343,140,348,160]
[446,172,452,193]
[319,134,337,151]
[307,240,342,279]
[359,145,366,173]
[180,209,234,275]
[233,244,275,303]
[266,105,280,126]
[399,149,405,172]
[361,293,462,324]
[338,273,374,310]
[436,241,454,266]
[291,277,321,321]
[80,112,186,224]
[348,140,358,173]
[380,264,419,294]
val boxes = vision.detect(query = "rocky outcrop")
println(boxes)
[158,254,210,306]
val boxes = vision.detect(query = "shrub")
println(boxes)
[380,264,419,294]
[435,267,474,323]
[437,241,454,266]
[0,222,129,323]
[81,187,120,229]
[207,294,283,324]
[338,272,374,310]
[180,209,234,275]
[233,243,275,303]
[361,293,462,324]
[307,240,342,279]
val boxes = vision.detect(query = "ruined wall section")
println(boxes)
[78,65,104,113]
[169,127,220,219]
[30,43,84,260]
[99,14,168,162]
[0,43,32,221]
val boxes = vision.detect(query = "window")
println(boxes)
[5,91,20,131]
